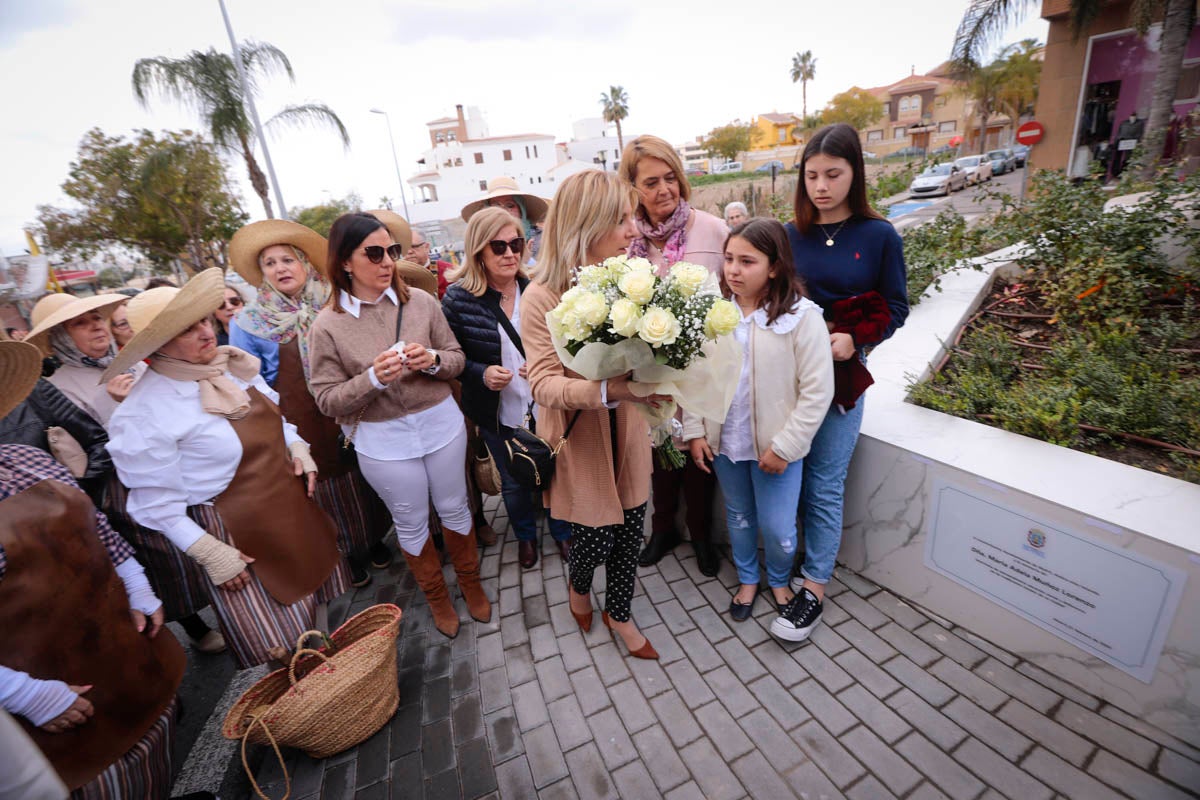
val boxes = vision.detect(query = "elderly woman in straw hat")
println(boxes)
[0,339,186,800]
[369,207,499,549]
[442,206,574,569]
[309,212,489,640]
[228,219,393,588]
[104,269,347,669]
[462,176,550,263]
[24,294,224,655]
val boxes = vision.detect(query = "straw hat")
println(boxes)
[460,177,549,223]
[25,292,128,349]
[365,209,437,297]
[366,209,413,251]
[0,340,43,419]
[100,268,225,382]
[228,220,328,287]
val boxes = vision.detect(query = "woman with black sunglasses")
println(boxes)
[228,220,393,590]
[212,284,246,346]
[309,212,490,639]
[442,207,574,569]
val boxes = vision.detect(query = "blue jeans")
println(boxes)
[479,424,572,543]
[798,399,864,584]
[713,455,805,588]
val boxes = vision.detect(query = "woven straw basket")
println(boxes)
[222,603,403,796]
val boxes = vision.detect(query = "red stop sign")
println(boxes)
[1016,121,1045,145]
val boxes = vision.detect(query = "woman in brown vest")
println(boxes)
[228,220,393,587]
[104,268,348,669]
[0,339,185,799]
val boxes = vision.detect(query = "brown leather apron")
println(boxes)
[0,480,185,791]
[213,387,340,605]
[276,337,346,478]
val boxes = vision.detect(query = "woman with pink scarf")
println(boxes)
[619,134,729,576]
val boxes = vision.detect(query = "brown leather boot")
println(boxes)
[403,538,459,638]
[444,526,492,623]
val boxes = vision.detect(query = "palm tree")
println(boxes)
[954,57,1009,153]
[132,41,350,218]
[951,0,1195,174]
[994,39,1042,132]
[790,51,818,121]
[599,86,630,154]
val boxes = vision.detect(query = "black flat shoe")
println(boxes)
[728,585,759,622]
[369,541,394,570]
[638,528,680,567]
[693,539,719,577]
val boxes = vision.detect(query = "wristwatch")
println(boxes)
[422,349,441,375]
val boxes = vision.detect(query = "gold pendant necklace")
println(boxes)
[818,218,850,247]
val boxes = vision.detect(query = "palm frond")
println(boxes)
[951,0,1036,67]
[264,103,351,149]
[240,40,295,85]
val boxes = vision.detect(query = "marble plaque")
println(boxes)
[925,479,1187,683]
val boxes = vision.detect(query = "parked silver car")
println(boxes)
[909,163,967,197]
[986,148,1017,175]
[955,155,994,185]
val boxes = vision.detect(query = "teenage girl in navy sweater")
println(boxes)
[773,123,908,642]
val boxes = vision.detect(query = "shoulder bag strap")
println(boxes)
[484,296,525,358]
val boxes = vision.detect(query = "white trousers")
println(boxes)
[357,426,472,556]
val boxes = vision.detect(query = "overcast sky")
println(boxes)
[0,0,1048,258]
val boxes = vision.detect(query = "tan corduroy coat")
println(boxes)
[521,282,652,529]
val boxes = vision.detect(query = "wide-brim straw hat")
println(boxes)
[229,220,328,288]
[100,268,225,382]
[0,340,44,419]
[25,292,128,349]
[366,209,413,251]
[460,177,549,223]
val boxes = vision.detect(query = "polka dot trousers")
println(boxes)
[568,503,647,624]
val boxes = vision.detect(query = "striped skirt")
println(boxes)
[187,504,350,669]
[313,469,390,561]
[104,476,210,621]
[73,697,176,800]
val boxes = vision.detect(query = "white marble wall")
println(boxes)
[841,246,1200,747]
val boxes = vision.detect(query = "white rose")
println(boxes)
[608,298,643,338]
[573,290,609,326]
[669,262,709,297]
[619,270,656,305]
[625,257,655,273]
[577,265,609,290]
[638,306,682,348]
[704,299,740,338]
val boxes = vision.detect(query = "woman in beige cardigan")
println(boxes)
[523,170,669,660]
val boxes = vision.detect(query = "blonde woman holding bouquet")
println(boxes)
[684,219,833,622]
[620,134,728,576]
[523,170,669,660]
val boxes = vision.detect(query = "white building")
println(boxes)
[562,117,632,173]
[406,105,557,224]
[675,140,709,172]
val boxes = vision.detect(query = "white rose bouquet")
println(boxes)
[547,256,743,468]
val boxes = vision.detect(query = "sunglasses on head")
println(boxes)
[362,244,405,264]
[486,237,525,256]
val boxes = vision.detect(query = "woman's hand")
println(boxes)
[130,606,165,638]
[517,363,528,379]
[830,332,856,362]
[688,438,714,474]
[758,448,788,475]
[40,686,94,734]
[219,554,255,592]
[293,456,317,497]
[105,373,136,403]
[402,342,436,372]
[484,365,514,391]
[372,349,405,385]
[607,374,672,408]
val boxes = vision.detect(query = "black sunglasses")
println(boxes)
[486,237,525,256]
[362,244,405,264]
[221,296,244,308]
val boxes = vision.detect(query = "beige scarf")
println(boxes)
[148,346,263,419]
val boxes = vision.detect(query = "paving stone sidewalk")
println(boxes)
[246,499,1200,800]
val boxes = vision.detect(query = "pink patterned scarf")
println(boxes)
[628,199,691,271]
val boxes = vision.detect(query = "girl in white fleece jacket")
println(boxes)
[684,218,833,622]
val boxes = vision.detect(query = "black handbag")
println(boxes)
[339,298,404,466]
[482,295,581,491]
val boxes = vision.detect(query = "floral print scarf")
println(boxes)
[628,199,691,269]
[234,270,329,379]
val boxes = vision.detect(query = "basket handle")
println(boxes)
[242,713,290,800]
[288,647,331,687]
[293,629,334,653]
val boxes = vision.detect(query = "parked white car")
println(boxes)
[955,155,994,185]
[711,161,743,174]
[909,163,967,197]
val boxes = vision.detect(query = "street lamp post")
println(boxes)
[370,108,411,219]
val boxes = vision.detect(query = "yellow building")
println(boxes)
[751,112,803,150]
